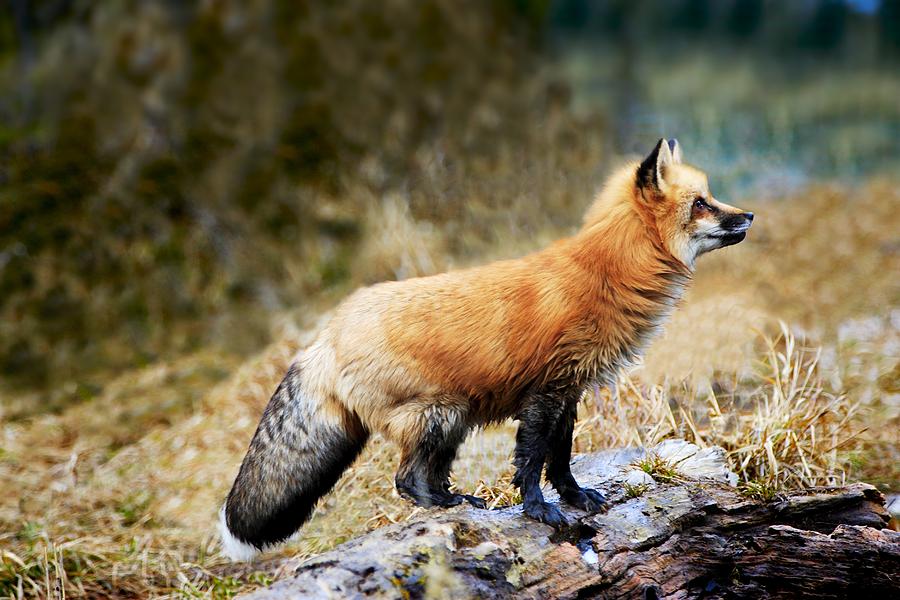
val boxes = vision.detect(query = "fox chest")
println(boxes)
[538,304,676,392]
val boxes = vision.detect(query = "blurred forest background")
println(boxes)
[1,0,898,597]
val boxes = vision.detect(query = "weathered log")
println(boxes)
[238,440,898,599]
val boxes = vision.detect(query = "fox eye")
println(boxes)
[693,197,709,210]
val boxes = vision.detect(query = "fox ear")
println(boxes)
[668,139,683,164]
[637,138,674,193]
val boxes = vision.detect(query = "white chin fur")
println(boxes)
[218,506,260,562]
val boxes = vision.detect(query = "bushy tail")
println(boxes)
[219,363,368,561]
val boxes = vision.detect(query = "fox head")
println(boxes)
[633,138,753,268]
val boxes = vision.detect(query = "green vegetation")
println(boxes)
[739,479,780,503]
[622,482,651,499]
[0,0,561,407]
[634,454,683,484]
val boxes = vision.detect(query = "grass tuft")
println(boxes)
[633,454,683,484]
[738,479,780,503]
[622,483,651,499]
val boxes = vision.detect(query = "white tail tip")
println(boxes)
[218,505,260,562]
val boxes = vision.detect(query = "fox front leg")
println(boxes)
[546,401,607,512]
[512,395,568,528]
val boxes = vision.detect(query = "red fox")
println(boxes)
[219,139,753,560]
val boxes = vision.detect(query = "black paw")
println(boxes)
[431,492,464,507]
[523,500,569,528]
[433,493,488,509]
[459,494,488,509]
[562,487,608,512]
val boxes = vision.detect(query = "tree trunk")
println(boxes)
[236,440,898,599]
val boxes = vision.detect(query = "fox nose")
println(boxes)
[742,212,754,222]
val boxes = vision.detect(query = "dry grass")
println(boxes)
[730,325,859,489]
[576,323,861,492]
[1,180,897,597]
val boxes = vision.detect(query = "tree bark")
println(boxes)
[237,440,898,599]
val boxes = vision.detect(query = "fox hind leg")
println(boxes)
[394,405,485,509]
[545,401,607,513]
[424,424,486,508]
